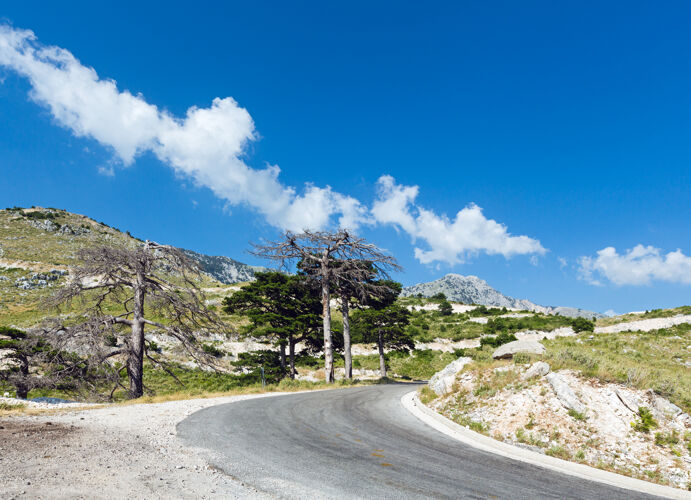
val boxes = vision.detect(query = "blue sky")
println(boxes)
[1,1,690,313]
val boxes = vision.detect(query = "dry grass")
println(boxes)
[543,322,690,412]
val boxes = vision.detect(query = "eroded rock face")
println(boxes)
[546,372,586,415]
[428,357,473,396]
[522,361,550,380]
[492,340,545,359]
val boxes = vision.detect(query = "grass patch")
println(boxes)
[0,401,26,411]
[546,445,571,460]
[567,408,587,421]
[418,385,437,405]
[544,323,691,413]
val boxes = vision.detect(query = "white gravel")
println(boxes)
[0,394,283,499]
[595,315,691,334]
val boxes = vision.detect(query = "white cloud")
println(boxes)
[0,24,546,268]
[0,24,366,232]
[97,165,114,177]
[578,245,691,286]
[371,175,546,265]
[558,257,567,269]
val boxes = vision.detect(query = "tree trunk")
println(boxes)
[289,333,296,379]
[15,382,29,400]
[377,329,387,378]
[279,342,286,376]
[128,273,146,399]
[341,298,352,380]
[321,271,334,384]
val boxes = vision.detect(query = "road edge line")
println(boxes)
[401,391,688,500]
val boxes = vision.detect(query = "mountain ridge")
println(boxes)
[402,273,604,318]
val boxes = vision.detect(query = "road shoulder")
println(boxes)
[401,391,689,500]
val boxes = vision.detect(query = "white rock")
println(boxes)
[492,340,546,359]
[614,387,642,414]
[522,361,550,380]
[646,390,683,419]
[546,372,587,415]
[428,357,473,396]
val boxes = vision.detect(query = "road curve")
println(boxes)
[177,384,662,499]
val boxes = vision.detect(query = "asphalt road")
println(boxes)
[177,383,662,499]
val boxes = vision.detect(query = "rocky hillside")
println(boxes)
[402,274,603,318]
[0,207,262,327]
[181,249,267,284]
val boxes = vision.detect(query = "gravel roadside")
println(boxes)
[0,394,280,499]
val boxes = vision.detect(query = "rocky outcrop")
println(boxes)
[522,361,550,380]
[492,340,545,359]
[428,357,473,396]
[181,248,268,284]
[14,270,66,290]
[401,274,603,318]
[646,389,683,419]
[546,372,586,414]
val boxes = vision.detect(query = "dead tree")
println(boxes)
[252,230,400,383]
[51,241,223,399]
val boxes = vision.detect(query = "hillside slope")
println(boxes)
[402,274,603,318]
[0,207,260,326]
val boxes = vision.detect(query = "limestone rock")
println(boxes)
[646,389,683,419]
[522,361,550,380]
[546,372,586,415]
[492,340,545,359]
[614,387,643,414]
[428,357,473,396]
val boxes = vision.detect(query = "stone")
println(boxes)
[614,387,642,414]
[428,357,473,396]
[646,389,683,419]
[492,340,545,359]
[522,361,550,380]
[546,372,587,415]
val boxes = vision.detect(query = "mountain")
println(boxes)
[0,207,264,327]
[402,273,604,318]
[0,207,263,285]
[181,249,268,284]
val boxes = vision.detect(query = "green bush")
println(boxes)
[480,332,517,348]
[571,317,595,333]
[438,300,453,316]
[202,343,225,358]
[632,407,658,433]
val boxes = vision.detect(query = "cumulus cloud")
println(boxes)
[578,245,691,286]
[0,24,365,232]
[371,176,546,265]
[0,24,548,267]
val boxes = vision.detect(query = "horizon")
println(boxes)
[1,2,690,314]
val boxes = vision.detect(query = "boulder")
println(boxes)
[646,389,683,419]
[522,361,550,380]
[492,340,545,359]
[546,372,586,415]
[428,357,472,396]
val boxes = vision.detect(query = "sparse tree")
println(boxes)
[438,299,453,316]
[51,242,223,399]
[222,272,322,378]
[351,305,412,378]
[252,230,400,383]
[351,280,412,377]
